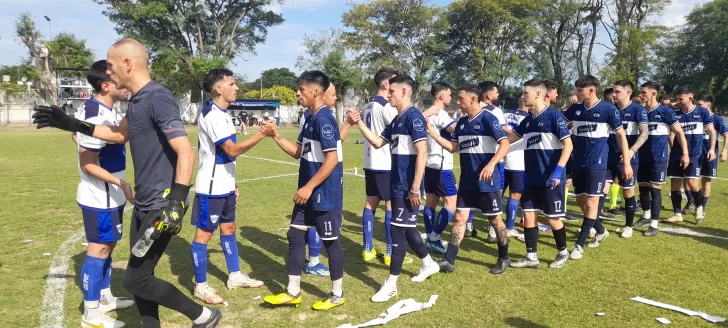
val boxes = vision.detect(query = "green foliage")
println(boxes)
[0,64,40,83]
[150,53,229,97]
[46,33,95,70]
[243,85,296,105]
[248,68,298,91]
[322,49,362,101]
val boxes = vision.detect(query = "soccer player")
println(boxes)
[502,96,529,238]
[606,80,649,238]
[507,79,573,269]
[349,75,440,302]
[263,71,346,310]
[73,60,135,328]
[34,39,222,327]
[600,88,620,219]
[478,81,506,242]
[189,69,267,305]
[664,87,716,224]
[660,95,673,108]
[604,88,616,104]
[696,95,728,222]
[634,81,687,237]
[238,109,248,135]
[567,90,579,106]
[563,75,633,259]
[426,84,512,274]
[419,82,457,254]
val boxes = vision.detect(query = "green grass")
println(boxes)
[1,125,728,328]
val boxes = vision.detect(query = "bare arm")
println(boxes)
[614,129,631,166]
[426,124,458,153]
[721,132,728,161]
[669,131,675,148]
[706,124,717,160]
[168,136,195,185]
[79,148,134,203]
[355,120,388,149]
[304,151,338,189]
[506,130,521,144]
[71,133,78,145]
[219,125,269,157]
[273,132,303,159]
[558,137,573,167]
[479,139,510,181]
[671,123,690,168]
[630,124,649,155]
[340,122,352,141]
[91,118,129,144]
[412,141,427,192]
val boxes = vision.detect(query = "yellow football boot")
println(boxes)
[263,292,302,307]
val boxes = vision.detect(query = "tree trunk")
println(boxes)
[336,87,345,126]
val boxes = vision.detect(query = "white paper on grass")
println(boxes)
[336,295,439,328]
[631,296,725,323]
[656,317,671,324]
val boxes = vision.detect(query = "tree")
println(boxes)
[0,64,41,83]
[249,68,298,91]
[532,0,583,94]
[573,0,604,76]
[242,85,297,105]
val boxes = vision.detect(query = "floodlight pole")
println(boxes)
[44,16,52,40]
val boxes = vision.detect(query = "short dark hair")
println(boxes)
[614,80,634,90]
[603,88,614,99]
[431,82,452,97]
[543,79,558,91]
[203,68,234,94]
[640,81,661,92]
[87,60,112,93]
[699,95,714,104]
[374,68,399,89]
[659,95,671,102]
[675,87,694,96]
[458,84,481,97]
[478,81,498,100]
[575,75,599,88]
[298,70,330,91]
[523,79,546,89]
[389,75,417,94]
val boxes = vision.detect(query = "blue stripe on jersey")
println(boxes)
[504,108,529,129]
[608,102,648,164]
[215,134,236,163]
[381,106,427,197]
[99,143,126,173]
[703,114,728,158]
[514,107,570,187]
[564,100,622,169]
[372,95,388,107]
[451,109,507,192]
[639,104,677,162]
[298,106,343,211]
[671,105,712,161]
[84,100,100,119]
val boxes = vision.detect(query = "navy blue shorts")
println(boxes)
[607,162,638,189]
[364,170,391,201]
[701,159,718,178]
[498,162,505,190]
[637,161,668,184]
[290,205,342,240]
[503,170,525,193]
[667,159,701,179]
[191,193,236,231]
[391,197,419,228]
[522,185,565,217]
[456,190,503,216]
[424,168,457,197]
[82,206,124,243]
[572,168,607,197]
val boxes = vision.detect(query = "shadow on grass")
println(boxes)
[504,317,551,328]
[167,235,229,294]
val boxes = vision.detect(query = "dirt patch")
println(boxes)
[112,261,128,270]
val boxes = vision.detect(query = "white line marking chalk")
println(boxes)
[40,231,84,328]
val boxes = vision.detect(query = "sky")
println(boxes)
[0,0,709,83]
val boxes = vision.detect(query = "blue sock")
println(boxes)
[385,210,392,254]
[467,211,475,223]
[423,206,435,235]
[362,208,375,251]
[506,198,519,230]
[80,255,105,303]
[191,241,208,284]
[220,234,240,273]
[434,207,453,235]
[100,256,112,290]
[307,228,321,258]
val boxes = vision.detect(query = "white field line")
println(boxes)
[660,227,728,240]
[40,231,84,328]
[241,155,365,178]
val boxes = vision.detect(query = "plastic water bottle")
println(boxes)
[131,226,155,257]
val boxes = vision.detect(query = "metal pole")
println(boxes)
[27,84,31,126]
[260,72,263,99]
[49,22,51,40]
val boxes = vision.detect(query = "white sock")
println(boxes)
[308,256,320,267]
[387,274,399,285]
[489,225,496,236]
[466,222,473,230]
[229,271,241,277]
[650,220,659,228]
[83,301,100,320]
[428,232,440,241]
[422,254,436,267]
[644,209,651,219]
[331,278,343,297]
[527,252,538,261]
[99,288,113,304]
[675,213,682,217]
[196,281,208,289]
[193,307,212,324]
[558,249,568,256]
[287,275,301,295]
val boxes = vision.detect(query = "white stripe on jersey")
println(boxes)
[301,138,344,163]
[571,120,610,138]
[648,122,671,136]
[681,122,705,135]
[391,134,425,155]
[363,99,397,171]
[458,135,500,154]
[426,110,455,170]
[522,132,564,150]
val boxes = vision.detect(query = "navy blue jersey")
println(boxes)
[640,104,678,162]
[381,106,428,198]
[608,101,648,164]
[297,106,344,211]
[451,109,507,192]
[513,107,571,187]
[564,100,623,169]
[670,105,712,161]
[703,114,728,159]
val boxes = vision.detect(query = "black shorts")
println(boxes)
[701,159,718,178]
[572,168,607,196]
[667,159,701,179]
[522,185,565,217]
[290,205,342,240]
[456,190,503,216]
[424,168,457,197]
[607,162,638,189]
[391,197,419,228]
[82,206,124,242]
[637,161,668,184]
[503,170,525,193]
[565,158,573,179]
[191,193,236,230]
[364,170,391,200]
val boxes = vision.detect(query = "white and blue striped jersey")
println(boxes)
[196,102,237,197]
[704,114,728,160]
[426,109,455,170]
[363,96,398,171]
[640,104,678,163]
[451,109,507,192]
[671,105,713,161]
[503,108,529,171]
[297,106,344,211]
[608,102,648,164]
[563,100,623,169]
[381,106,428,198]
[76,99,127,211]
[514,107,571,187]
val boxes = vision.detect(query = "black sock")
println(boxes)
[703,195,709,208]
[389,225,407,275]
[625,196,636,227]
[444,243,459,265]
[287,228,307,276]
[594,217,606,234]
[639,186,651,212]
[497,242,509,260]
[692,190,703,209]
[685,188,695,205]
[404,226,428,259]
[552,227,567,252]
[524,227,539,254]
[650,188,662,221]
[671,190,682,214]
[576,218,596,247]
[322,239,344,281]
